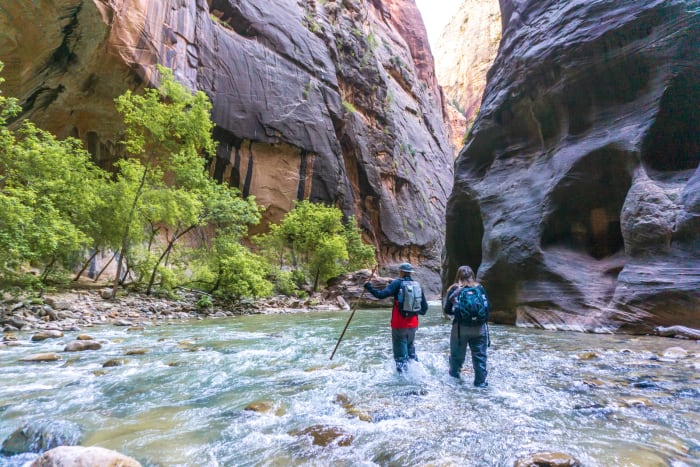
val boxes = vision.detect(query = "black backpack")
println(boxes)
[451,285,489,325]
[398,280,425,317]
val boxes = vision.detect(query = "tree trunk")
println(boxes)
[146,225,195,295]
[208,263,223,294]
[112,157,152,299]
[94,251,117,282]
[41,257,57,282]
[73,249,99,281]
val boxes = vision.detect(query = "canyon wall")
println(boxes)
[434,0,501,153]
[445,0,700,332]
[0,0,453,294]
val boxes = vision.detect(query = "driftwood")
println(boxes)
[654,325,700,340]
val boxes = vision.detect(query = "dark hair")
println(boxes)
[451,265,478,289]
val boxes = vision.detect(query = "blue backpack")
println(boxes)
[451,285,489,325]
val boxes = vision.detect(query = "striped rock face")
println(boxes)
[445,0,700,331]
[0,0,453,295]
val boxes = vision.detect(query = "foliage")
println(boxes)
[342,100,357,114]
[255,201,375,291]
[110,65,216,296]
[0,106,108,279]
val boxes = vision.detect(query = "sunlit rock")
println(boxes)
[19,353,61,362]
[30,446,141,467]
[124,348,148,355]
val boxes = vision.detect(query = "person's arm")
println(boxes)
[364,279,401,299]
[419,289,428,315]
[443,286,458,316]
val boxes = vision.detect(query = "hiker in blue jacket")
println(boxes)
[364,262,428,373]
[443,265,490,387]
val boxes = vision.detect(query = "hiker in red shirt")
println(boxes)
[364,263,428,372]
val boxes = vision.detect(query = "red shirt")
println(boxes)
[391,300,419,329]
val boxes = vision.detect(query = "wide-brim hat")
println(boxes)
[398,262,415,273]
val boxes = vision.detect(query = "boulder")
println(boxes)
[0,419,81,456]
[30,446,141,467]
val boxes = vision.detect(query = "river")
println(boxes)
[1,305,698,466]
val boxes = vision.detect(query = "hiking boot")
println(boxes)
[449,370,460,378]
[474,381,488,388]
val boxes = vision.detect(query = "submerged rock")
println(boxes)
[64,341,101,352]
[0,419,82,456]
[30,446,141,467]
[30,330,64,342]
[291,425,353,447]
[19,353,61,362]
[514,451,581,467]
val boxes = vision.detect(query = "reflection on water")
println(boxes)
[1,306,698,466]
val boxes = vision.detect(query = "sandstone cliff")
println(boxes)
[445,0,700,332]
[434,0,501,152]
[0,0,453,294]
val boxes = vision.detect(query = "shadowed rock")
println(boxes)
[445,0,700,332]
[1,420,82,456]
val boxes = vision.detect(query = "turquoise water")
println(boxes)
[1,306,698,466]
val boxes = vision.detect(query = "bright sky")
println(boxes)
[415,0,463,49]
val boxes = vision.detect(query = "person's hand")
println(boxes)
[442,313,451,320]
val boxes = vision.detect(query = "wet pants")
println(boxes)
[449,322,488,385]
[391,327,417,372]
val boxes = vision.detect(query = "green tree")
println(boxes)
[0,114,108,281]
[255,201,376,292]
[111,65,216,297]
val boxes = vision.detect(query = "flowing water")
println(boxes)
[1,306,698,466]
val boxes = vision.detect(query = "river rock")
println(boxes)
[660,347,688,359]
[514,451,581,467]
[0,419,82,456]
[64,341,101,352]
[30,446,142,467]
[31,330,64,342]
[102,358,124,367]
[444,0,700,332]
[125,348,148,355]
[19,353,61,362]
[76,334,93,340]
[655,326,700,340]
[291,425,353,447]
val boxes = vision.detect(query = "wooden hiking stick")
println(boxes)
[329,264,378,360]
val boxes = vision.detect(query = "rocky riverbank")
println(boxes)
[0,270,397,341]
[0,287,351,340]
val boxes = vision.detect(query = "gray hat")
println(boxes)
[398,262,415,273]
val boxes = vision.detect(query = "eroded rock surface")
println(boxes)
[445,0,700,332]
[0,0,452,294]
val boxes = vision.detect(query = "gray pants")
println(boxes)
[449,322,488,385]
[391,327,417,372]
